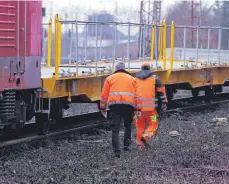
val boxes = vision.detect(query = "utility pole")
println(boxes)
[191,0,201,48]
[114,1,119,42]
[138,0,161,58]
[49,0,53,19]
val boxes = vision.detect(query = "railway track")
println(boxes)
[0,93,229,149]
[163,99,229,115]
[0,120,107,149]
[169,92,229,107]
[0,113,108,149]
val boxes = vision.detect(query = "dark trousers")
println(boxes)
[109,104,134,154]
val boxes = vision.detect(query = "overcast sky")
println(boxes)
[41,0,217,37]
[43,0,173,18]
[42,0,216,23]
[42,0,215,16]
[43,0,216,9]
[44,0,166,10]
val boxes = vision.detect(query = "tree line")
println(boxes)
[165,1,229,50]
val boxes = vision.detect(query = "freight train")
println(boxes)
[1,1,229,137]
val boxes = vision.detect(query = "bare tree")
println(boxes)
[165,1,218,49]
[221,1,229,49]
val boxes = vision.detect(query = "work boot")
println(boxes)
[114,153,120,158]
[114,151,121,158]
[136,141,145,151]
[141,136,149,148]
[138,144,145,151]
[124,147,130,151]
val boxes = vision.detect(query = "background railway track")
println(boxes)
[169,92,229,108]
[165,93,229,113]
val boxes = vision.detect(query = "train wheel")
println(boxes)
[35,113,50,135]
[166,88,174,102]
[191,88,199,98]
[166,88,174,109]
[1,126,13,140]
[14,100,26,138]
[205,86,214,102]
[50,100,64,124]
[13,125,25,138]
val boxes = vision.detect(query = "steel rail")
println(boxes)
[0,120,107,149]
[162,99,229,114]
[171,92,229,104]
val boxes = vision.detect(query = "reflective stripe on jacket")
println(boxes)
[135,70,167,111]
[100,70,142,110]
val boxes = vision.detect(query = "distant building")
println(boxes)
[87,13,126,40]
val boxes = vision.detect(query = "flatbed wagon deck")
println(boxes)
[40,60,229,100]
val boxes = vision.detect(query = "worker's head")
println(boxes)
[115,61,126,71]
[141,62,150,70]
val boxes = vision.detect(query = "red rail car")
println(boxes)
[0,1,42,132]
[0,1,41,91]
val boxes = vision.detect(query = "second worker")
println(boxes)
[134,62,167,150]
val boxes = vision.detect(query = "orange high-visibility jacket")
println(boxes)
[135,70,167,111]
[100,70,142,110]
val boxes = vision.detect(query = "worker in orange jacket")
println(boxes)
[134,62,167,150]
[100,61,142,158]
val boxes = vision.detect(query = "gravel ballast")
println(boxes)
[1,104,229,184]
